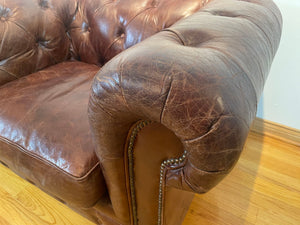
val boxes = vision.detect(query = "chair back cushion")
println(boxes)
[0,0,207,85]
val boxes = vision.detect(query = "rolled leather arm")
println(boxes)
[88,0,282,220]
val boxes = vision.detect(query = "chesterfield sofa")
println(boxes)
[0,0,282,224]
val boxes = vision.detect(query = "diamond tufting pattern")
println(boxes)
[0,0,207,86]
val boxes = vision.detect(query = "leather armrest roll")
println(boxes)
[88,0,282,220]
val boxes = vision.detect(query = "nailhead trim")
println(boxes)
[157,150,187,225]
[127,121,187,225]
[128,120,151,225]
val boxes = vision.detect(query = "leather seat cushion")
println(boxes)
[0,61,106,207]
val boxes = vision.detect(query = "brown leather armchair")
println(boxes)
[0,0,282,224]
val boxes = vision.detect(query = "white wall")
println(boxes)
[256,0,300,130]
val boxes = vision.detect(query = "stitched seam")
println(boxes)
[0,135,100,181]
[0,68,18,79]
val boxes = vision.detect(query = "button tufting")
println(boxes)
[81,22,90,33]
[36,37,49,48]
[0,6,11,21]
[150,0,158,7]
[116,26,125,38]
[38,0,49,9]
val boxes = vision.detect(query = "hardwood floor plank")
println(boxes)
[0,166,94,225]
[0,132,299,225]
[183,133,300,225]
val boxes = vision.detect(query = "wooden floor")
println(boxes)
[0,132,299,225]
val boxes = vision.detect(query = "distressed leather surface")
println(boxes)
[0,61,106,207]
[131,122,194,225]
[0,0,76,85]
[0,0,210,220]
[0,0,282,224]
[88,0,282,222]
[70,0,207,65]
[0,0,206,86]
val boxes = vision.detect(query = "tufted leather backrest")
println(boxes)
[0,0,208,86]
[0,0,77,86]
[69,0,207,65]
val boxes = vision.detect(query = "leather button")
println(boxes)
[38,0,49,9]
[0,6,11,21]
[81,21,90,33]
[151,0,158,7]
[36,38,49,48]
[116,26,125,38]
